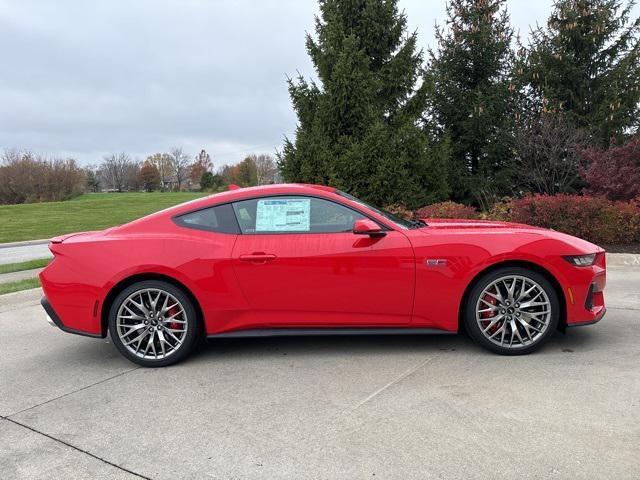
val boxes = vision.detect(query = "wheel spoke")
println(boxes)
[481,314,505,333]
[484,290,504,303]
[120,324,146,337]
[479,305,499,313]
[519,300,549,309]
[123,328,149,346]
[129,298,149,316]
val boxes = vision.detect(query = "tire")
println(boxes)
[464,267,559,355]
[108,280,199,367]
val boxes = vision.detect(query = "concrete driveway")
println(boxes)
[1,263,639,479]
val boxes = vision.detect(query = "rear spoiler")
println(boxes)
[50,231,97,244]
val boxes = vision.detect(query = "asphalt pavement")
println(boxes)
[1,261,638,479]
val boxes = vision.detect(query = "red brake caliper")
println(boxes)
[481,292,499,334]
[166,306,181,330]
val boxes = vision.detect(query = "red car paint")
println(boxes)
[40,184,605,338]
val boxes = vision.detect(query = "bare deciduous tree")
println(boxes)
[515,114,587,195]
[146,153,173,191]
[169,147,190,190]
[99,153,138,192]
[251,153,278,185]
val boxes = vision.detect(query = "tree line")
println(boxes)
[89,150,278,193]
[279,0,640,209]
[0,147,278,204]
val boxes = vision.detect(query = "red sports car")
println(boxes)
[40,184,606,366]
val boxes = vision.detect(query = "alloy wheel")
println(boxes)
[116,288,188,360]
[475,275,552,349]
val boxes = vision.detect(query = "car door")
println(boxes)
[230,195,415,326]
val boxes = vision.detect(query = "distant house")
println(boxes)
[161,175,179,191]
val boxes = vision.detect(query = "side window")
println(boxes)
[232,196,367,234]
[173,203,239,234]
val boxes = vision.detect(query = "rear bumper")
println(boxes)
[40,297,102,338]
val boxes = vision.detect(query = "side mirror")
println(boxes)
[353,219,385,237]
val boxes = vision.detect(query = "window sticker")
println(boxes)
[255,198,310,232]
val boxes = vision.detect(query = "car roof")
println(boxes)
[142,184,340,221]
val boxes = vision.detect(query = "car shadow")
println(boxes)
[193,328,605,362]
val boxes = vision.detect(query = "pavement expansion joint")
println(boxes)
[0,416,153,480]
[6,367,140,417]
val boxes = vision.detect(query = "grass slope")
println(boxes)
[0,277,41,295]
[0,192,206,243]
[0,258,51,274]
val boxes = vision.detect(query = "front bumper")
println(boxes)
[41,297,102,338]
[566,306,606,328]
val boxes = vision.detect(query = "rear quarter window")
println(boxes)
[173,203,239,234]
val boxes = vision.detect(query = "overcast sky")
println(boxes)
[1,0,628,167]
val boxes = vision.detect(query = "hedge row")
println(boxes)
[411,194,640,245]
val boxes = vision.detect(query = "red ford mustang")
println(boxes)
[40,184,606,366]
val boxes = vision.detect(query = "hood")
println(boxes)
[420,218,536,230]
[418,218,603,253]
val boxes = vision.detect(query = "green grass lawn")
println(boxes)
[0,192,207,243]
[0,258,51,274]
[0,277,41,295]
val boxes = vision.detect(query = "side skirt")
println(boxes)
[207,327,455,339]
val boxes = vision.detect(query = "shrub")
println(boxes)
[416,201,478,219]
[383,203,415,220]
[508,194,640,245]
[483,198,513,221]
[0,150,86,204]
[579,137,640,201]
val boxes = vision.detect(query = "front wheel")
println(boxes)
[464,267,560,355]
[108,280,199,367]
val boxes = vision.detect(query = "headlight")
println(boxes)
[563,254,597,266]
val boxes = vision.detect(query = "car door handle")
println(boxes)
[239,253,277,263]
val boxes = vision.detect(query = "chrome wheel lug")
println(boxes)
[144,320,149,325]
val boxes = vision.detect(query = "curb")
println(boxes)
[0,268,45,284]
[0,238,50,249]
[606,253,640,267]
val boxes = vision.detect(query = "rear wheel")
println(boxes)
[464,267,559,355]
[108,280,199,367]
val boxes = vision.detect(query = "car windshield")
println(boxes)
[336,191,425,230]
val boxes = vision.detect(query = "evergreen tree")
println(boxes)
[237,156,258,187]
[526,0,640,146]
[427,0,517,207]
[279,0,449,209]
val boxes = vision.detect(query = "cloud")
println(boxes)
[2,0,626,167]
